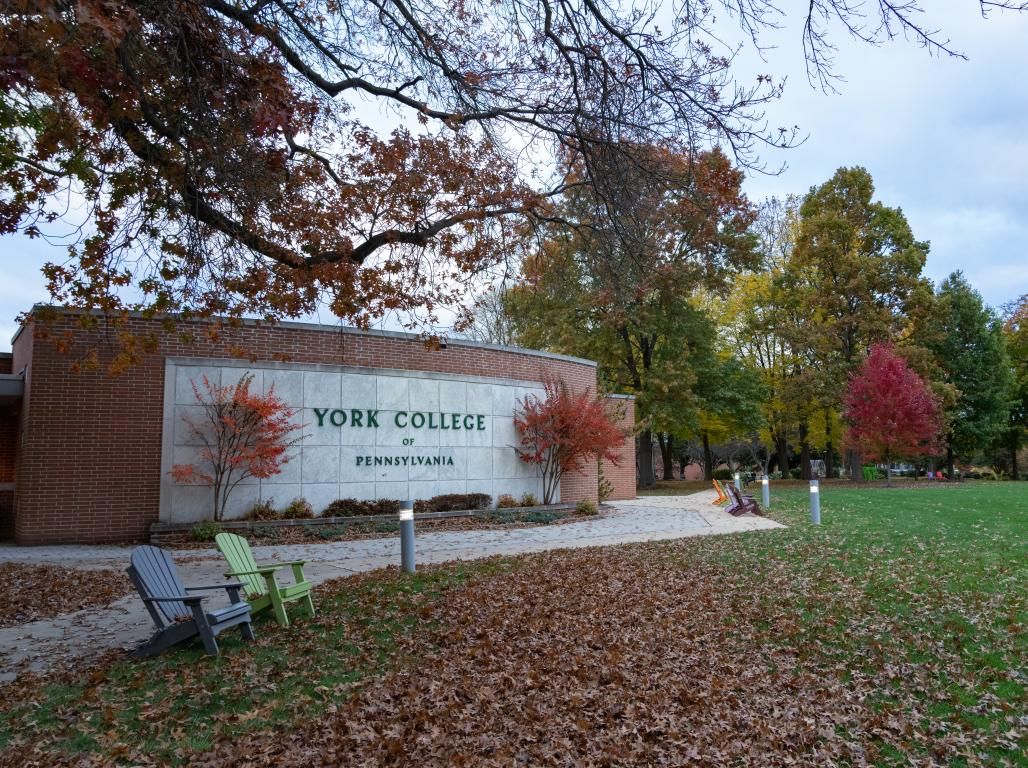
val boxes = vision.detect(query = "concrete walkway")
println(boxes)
[0,492,782,683]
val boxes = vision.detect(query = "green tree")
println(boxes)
[995,295,1027,479]
[720,267,802,477]
[507,145,758,487]
[782,167,933,478]
[689,356,767,480]
[924,272,1013,476]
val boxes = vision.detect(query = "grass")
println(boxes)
[672,481,1028,765]
[1,482,1025,766]
[0,559,517,766]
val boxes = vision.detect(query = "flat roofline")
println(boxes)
[15,305,598,369]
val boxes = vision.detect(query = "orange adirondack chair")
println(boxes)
[712,479,729,506]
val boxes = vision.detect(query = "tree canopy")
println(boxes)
[505,145,759,485]
[924,272,1014,474]
[3,0,1022,336]
[843,343,942,485]
[998,295,1028,478]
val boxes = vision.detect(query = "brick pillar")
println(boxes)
[601,395,635,501]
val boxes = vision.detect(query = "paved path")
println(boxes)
[0,492,782,683]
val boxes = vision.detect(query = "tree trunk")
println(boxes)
[638,430,656,488]
[776,434,789,479]
[1011,431,1020,481]
[946,442,955,480]
[885,451,892,487]
[848,449,862,482]
[657,433,675,481]
[824,408,834,479]
[799,421,811,480]
[702,430,713,481]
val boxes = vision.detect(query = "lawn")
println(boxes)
[1,482,1025,766]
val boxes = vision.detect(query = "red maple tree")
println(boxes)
[514,380,625,504]
[170,374,303,520]
[843,344,942,485]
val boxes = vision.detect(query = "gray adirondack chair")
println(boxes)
[127,545,256,658]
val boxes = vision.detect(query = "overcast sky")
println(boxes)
[733,3,1028,306]
[2,1,1026,352]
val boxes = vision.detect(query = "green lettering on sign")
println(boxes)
[313,407,489,430]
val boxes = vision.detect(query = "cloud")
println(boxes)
[736,4,1028,309]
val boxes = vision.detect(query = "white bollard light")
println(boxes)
[810,479,821,525]
[399,500,415,573]
[734,472,742,492]
[761,475,770,509]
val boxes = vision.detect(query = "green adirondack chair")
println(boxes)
[214,532,315,627]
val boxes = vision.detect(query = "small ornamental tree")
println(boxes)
[513,380,626,504]
[170,374,304,521]
[843,344,942,486]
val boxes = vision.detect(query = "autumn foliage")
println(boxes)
[513,380,625,504]
[1,0,790,347]
[843,344,941,481]
[170,374,303,521]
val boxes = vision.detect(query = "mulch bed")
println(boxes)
[0,563,134,628]
[161,509,600,549]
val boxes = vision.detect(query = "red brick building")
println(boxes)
[0,308,635,545]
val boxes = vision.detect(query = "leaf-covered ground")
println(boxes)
[0,564,134,629]
[0,482,1025,766]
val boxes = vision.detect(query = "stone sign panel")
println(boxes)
[161,359,547,522]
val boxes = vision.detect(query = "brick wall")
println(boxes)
[12,311,626,545]
[601,396,636,501]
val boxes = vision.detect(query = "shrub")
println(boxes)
[311,525,349,540]
[190,519,222,542]
[575,500,598,516]
[169,373,303,521]
[519,492,539,507]
[282,497,314,519]
[323,498,362,517]
[323,498,401,517]
[522,510,564,524]
[514,379,626,503]
[371,498,402,514]
[244,499,279,521]
[251,525,283,541]
[496,494,519,508]
[789,468,801,479]
[712,468,733,481]
[414,493,491,513]
[483,509,566,525]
